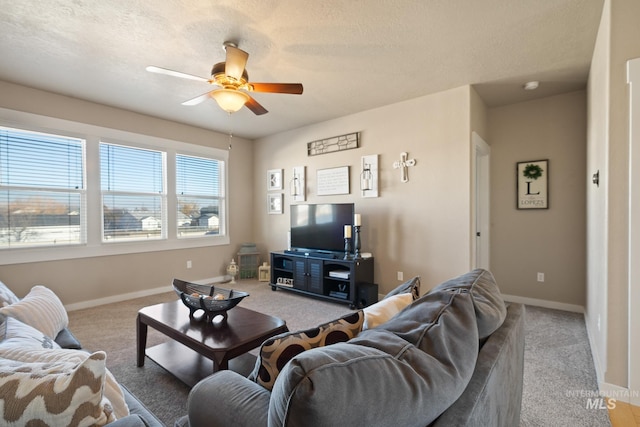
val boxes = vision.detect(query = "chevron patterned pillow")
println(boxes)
[0,351,115,426]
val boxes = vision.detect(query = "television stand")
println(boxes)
[269,251,376,308]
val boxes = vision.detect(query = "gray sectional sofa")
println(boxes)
[0,281,164,427]
[178,268,526,427]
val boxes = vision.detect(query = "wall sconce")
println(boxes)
[291,166,306,201]
[592,170,600,187]
[360,155,379,198]
[361,163,373,191]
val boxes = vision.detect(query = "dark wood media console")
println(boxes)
[269,251,375,308]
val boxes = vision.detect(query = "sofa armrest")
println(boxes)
[107,415,153,427]
[119,385,164,427]
[187,370,271,427]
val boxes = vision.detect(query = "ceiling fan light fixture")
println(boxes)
[210,89,250,113]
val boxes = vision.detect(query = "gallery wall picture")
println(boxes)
[517,159,548,209]
[268,193,283,214]
[267,169,283,191]
[317,166,350,195]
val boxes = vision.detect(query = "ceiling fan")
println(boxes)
[146,42,303,115]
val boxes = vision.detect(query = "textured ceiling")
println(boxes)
[0,0,603,139]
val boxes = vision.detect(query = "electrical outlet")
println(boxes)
[537,272,544,282]
[397,271,404,281]
[187,260,192,269]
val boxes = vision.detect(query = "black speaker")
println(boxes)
[357,283,379,308]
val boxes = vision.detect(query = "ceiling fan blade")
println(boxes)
[146,66,210,83]
[250,83,304,95]
[224,45,249,81]
[244,95,268,115]
[181,91,213,106]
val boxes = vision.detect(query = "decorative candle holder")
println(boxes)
[344,238,352,260]
[353,225,361,259]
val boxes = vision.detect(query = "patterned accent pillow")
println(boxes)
[251,310,364,391]
[0,315,61,350]
[0,347,130,420]
[0,285,69,339]
[383,276,421,301]
[0,351,115,426]
[0,281,19,308]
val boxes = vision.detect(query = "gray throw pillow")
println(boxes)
[269,287,479,427]
[430,268,506,339]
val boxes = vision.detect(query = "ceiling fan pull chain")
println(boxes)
[227,112,234,150]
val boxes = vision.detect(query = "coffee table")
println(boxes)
[137,299,287,386]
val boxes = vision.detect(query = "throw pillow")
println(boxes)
[0,351,115,426]
[383,276,421,300]
[0,285,69,339]
[429,268,506,339]
[0,315,61,350]
[251,310,364,391]
[362,292,413,330]
[0,347,130,420]
[0,281,19,308]
[270,286,480,427]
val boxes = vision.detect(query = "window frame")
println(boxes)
[0,109,229,266]
[0,126,87,249]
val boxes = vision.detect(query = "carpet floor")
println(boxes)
[67,280,611,426]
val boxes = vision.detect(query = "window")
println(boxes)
[0,126,85,249]
[0,112,229,265]
[100,143,165,242]
[176,154,224,238]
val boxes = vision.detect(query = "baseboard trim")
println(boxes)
[598,381,640,405]
[501,294,584,313]
[65,275,228,311]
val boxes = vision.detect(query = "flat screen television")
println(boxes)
[290,203,355,255]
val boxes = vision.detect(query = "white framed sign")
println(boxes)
[317,166,350,195]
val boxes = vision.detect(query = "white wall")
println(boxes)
[587,0,640,390]
[0,81,256,305]
[253,86,478,293]
[489,91,587,308]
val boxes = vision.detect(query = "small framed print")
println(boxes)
[268,193,283,214]
[267,169,283,191]
[517,159,549,209]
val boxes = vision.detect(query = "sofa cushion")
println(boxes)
[0,315,61,350]
[0,285,69,339]
[269,287,480,427]
[250,310,364,391]
[430,268,506,339]
[384,276,421,300]
[0,347,130,420]
[0,351,115,426]
[362,292,413,330]
[0,281,19,307]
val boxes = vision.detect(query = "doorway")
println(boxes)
[473,132,491,270]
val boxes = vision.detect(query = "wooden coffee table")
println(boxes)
[137,299,287,386]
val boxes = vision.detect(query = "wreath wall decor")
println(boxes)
[517,159,548,209]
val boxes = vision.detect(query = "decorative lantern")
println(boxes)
[227,259,238,284]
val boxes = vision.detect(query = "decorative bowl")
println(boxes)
[172,278,249,322]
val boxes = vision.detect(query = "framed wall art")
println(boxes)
[317,166,350,196]
[517,159,548,209]
[267,193,283,214]
[267,169,283,191]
